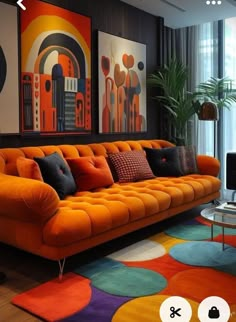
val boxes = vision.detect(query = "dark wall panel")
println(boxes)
[0,0,163,147]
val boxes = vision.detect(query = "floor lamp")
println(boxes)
[198,102,220,204]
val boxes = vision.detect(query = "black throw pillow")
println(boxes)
[144,147,183,177]
[34,152,76,199]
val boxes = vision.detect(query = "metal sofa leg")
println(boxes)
[58,258,66,280]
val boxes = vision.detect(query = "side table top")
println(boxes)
[201,206,236,229]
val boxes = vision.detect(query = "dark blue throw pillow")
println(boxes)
[34,152,76,199]
[144,147,183,177]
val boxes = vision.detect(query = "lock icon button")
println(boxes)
[198,296,230,322]
[208,306,220,319]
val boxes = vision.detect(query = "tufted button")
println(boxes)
[59,166,65,174]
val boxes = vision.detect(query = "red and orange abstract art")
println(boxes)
[98,31,147,133]
[21,0,91,135]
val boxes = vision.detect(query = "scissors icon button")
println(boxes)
[160,296,192,321]
[170,306,181,318]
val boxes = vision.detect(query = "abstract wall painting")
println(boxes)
[0,2,19,134]
[98,31,147,133]
[21,0,91,135]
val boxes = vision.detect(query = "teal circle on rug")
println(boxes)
[165,223,222,240]
[74,257,167,297]
[90,266,167,297]
[165,219,236,241]
[75,257,124,278]
[169,241,236,275]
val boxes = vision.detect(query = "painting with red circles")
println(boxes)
[20,0,91,135]
[98,31,147,134]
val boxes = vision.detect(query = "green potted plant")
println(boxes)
[147,59,236,145]
[147,59,199,145]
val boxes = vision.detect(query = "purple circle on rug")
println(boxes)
[60,286,131,322]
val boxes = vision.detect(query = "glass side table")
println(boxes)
[201,206,236,250]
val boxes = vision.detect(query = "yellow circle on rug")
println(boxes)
[150,232,186,252]
[112,294,199,322]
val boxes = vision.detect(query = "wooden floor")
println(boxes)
[0,205,206,321]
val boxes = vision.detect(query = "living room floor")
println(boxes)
[0,204,209,322]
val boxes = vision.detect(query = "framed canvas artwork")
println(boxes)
[20,0,91,135]
[0,2,19,134]
[98,31,147,134]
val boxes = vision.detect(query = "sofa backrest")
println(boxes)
[0,139,174,175]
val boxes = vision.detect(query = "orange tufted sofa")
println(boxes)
[0,139,221,268]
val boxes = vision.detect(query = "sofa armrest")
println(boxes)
[197,155,220,177]
[0,174,59,223]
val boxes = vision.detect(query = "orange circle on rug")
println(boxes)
[165,268,236,304]
[112,294,199,322]
[11,273,92,321]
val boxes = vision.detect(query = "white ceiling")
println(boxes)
[121,0,236,29]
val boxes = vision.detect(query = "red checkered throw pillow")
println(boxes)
[108,150,155,183]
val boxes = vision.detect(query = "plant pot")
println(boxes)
[175,137,186,146]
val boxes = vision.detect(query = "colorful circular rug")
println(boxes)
[12,216,236,321]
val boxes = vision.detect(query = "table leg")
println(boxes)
[222,226,225,251]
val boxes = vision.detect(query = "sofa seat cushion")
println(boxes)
[42,186,171,247]
[43,199,131,246]
[42,173,220,247]
[182,174,221,195]
[110,181,194,207]
[127,175,221,206]
[79,174,220,209]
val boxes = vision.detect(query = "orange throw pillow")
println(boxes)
[66,156,114,191]
[16,157,43,181]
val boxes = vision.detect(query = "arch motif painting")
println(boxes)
[0,2,19,134]
[21,0,91,135]
[98,31,147,133]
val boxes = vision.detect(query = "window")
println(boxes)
[197,17,236,199]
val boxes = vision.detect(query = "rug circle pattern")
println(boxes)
[107,239,166,261]
[169,241,236,275]
[112,295,200,322]
[11,215,236,321]
[84,266,167,297]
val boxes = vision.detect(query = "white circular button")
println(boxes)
[159,296,192,322]
[198,296,230,322]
